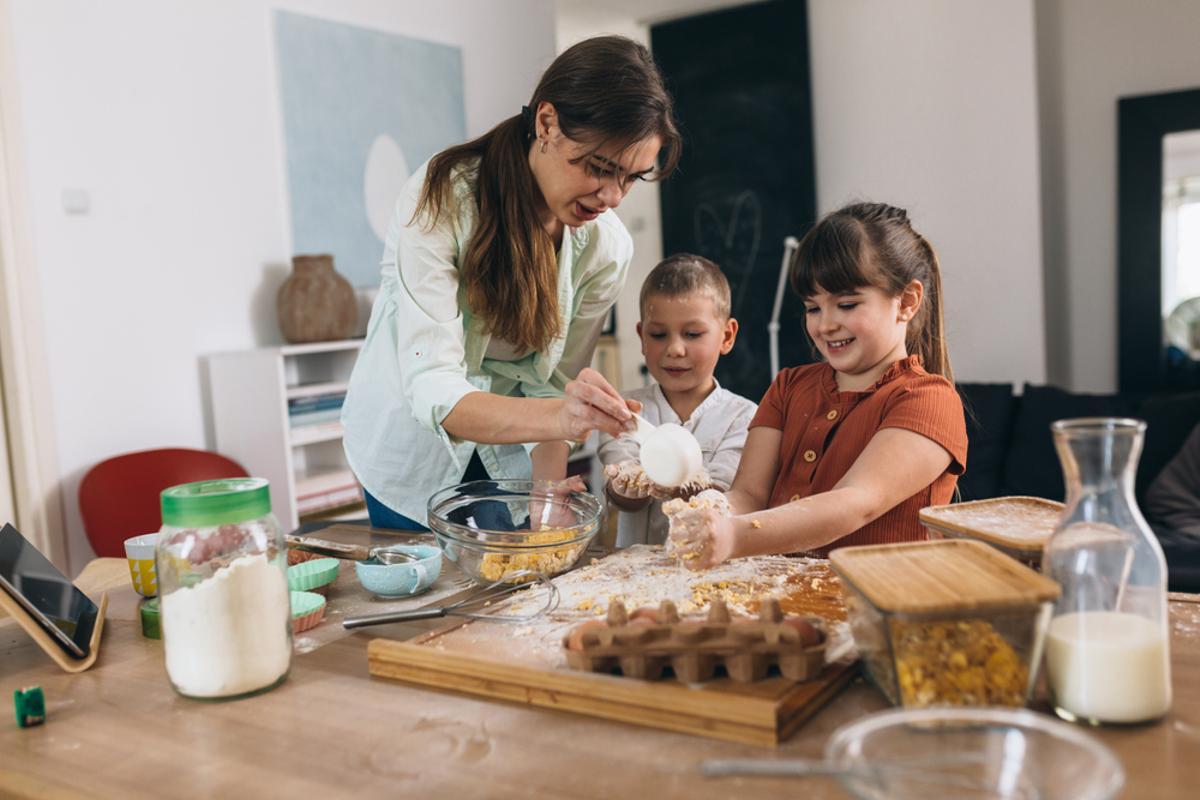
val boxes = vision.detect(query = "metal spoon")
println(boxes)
[369,548,420,565]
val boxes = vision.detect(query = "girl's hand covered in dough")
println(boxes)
[663,489,736,570]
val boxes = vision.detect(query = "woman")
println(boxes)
[342,36,681,530]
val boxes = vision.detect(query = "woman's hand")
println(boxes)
[663,490,738,570]
[559,368,639,440]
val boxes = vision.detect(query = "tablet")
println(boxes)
[0,523,98,658]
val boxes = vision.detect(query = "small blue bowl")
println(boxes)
[354,544,442,597]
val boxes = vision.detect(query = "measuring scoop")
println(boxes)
[625,414,703,488]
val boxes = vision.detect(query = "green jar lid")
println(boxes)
[160,478,271,527]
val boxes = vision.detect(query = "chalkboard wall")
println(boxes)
[652,0,817,402]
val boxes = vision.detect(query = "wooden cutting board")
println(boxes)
[367,547,857,746]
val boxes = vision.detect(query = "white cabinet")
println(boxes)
[206,340,364,532]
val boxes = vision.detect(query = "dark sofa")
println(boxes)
[956,383,1200,592]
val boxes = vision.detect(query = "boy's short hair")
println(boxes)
[639,253,732,319]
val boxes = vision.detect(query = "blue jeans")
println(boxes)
[363,451,496,531]
[363,490,428,530]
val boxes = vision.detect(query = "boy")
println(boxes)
[599,253,757,547]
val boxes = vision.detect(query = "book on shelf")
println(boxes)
[288,394,346,414]
[288,408,343,427]
[289,421,344,445]
[297,485,363,516]
[296,469,358,498]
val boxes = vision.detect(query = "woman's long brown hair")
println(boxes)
[414,36,681,354]
[790,202,954,381]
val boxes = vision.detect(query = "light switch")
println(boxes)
[62,189,90,215]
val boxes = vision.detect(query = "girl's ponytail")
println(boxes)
[912,233,952,382]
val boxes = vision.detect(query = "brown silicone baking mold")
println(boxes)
[563,597,827,683]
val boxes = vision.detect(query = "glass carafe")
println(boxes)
[1042,418,1171,725]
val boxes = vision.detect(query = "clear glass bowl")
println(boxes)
[825,707,1125,800]
[427,480,602,583]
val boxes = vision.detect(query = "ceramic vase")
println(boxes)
[277,254,357,344]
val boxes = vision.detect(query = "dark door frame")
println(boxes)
[1118,87,1200,393]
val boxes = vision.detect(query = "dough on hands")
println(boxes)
[663,489,731,563]
[605,460,654,499]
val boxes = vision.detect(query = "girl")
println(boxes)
[668,202,967,567]
[342,36,681,530]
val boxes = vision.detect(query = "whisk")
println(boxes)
[342,571,560,629]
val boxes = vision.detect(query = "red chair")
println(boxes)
[78,448,249,557]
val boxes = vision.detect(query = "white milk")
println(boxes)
[1045,611,1171,723]
[161,551,291,698]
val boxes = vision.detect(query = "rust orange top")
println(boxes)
[749,355,968,557]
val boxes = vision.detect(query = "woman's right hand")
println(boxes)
[559,367,639,440]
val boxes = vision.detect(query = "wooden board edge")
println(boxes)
[368,655,781,747]
[776,661,859,739]
[368,639,787,726]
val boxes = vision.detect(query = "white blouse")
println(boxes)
[342,159,632,523]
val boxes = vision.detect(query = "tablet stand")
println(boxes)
[0,591,107,673]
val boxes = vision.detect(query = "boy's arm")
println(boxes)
[530,441,571,482]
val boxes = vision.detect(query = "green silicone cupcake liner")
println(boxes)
[290,590,327,634]
[287,557,339,592]
[289,590,326,618]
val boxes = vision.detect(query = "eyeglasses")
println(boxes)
[577,153,653,194]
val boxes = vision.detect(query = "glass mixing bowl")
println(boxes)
[427,480,602,583]
[825,707,1124,800]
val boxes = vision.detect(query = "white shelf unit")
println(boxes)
[207,339,365,532]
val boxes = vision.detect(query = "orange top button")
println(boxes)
[803,449,817,463]
[826,409,838,421]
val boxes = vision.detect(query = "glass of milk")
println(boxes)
[156,478,292,700]
[1042,418,1171,725]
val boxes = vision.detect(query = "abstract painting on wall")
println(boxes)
[274,11,466,288]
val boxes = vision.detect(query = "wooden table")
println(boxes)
[1,559,1197,798]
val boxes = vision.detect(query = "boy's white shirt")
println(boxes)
[598,380,757,547]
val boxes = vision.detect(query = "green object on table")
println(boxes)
[287,557,339,592]
[140,596,161,639]
[290,590,325,618]
[14,686,45,728]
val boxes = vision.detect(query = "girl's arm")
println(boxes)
[723,427,783,515]
[676,427,953,568]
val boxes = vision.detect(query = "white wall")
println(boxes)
[1036,0,1200,392]
[558,0,1049,390]
[808,0,1046,387]
[7,0,555,573]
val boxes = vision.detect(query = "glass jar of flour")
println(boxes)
[156,478,291,699]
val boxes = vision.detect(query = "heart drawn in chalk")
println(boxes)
[692,190,763,317]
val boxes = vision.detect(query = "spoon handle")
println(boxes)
[628,412,656,445]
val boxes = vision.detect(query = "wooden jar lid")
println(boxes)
[829,539,1060,615]
[919,496,1064,553]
